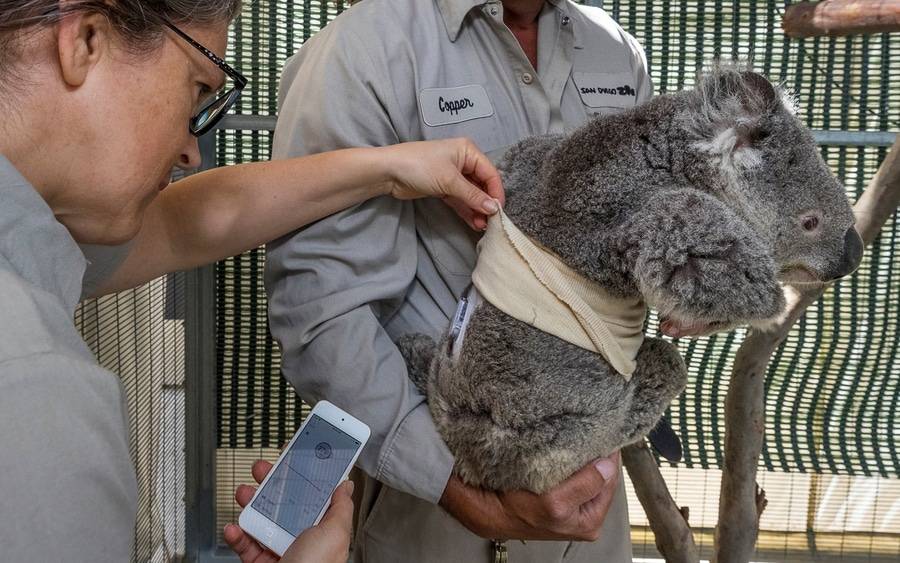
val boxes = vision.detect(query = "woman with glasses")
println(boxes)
[0,2,503,562]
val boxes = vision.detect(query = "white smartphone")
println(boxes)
[238,400,370,556]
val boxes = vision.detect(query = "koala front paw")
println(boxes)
[397,333,438,396]
[631,190,785,329]
[661,239,784,334]
[619,337,687,445]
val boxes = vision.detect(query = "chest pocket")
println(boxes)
[572,71,638,115]
[414,198,479,279]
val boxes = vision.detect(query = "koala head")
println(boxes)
[502,66,863,339]
[677,67,863,285]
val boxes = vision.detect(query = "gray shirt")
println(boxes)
[0,155,137,561]
[267,0,652,505]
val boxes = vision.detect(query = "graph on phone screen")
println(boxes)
[252,414,361,536]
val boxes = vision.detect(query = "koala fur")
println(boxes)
[399,67,863,494]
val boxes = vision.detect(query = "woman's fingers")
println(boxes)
[281,481,355,563]
[234,458,272,509]
[442,139,503,228]
[459,142,505,207]
[224,523,270,563]
[442,139,504,230]
[225,459,289,563]
[443,197,485,231]
[318,480,355,535]
[235,484,257,508]
[448,175,500,216]
[446,140,503,215]
[252,459,273,484]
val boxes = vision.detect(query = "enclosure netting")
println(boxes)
[199,0,899,560]
[76,273,187,562]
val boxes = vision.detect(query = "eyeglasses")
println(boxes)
[161,19,248,137]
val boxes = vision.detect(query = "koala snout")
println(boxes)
[827,227,864,281]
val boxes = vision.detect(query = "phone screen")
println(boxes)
[251,414,362,536]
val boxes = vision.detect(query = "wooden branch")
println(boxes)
[714,325,787,562]
[855,137,900,246]
[714,138,900,562]
[755,485,768,520]
[783,1,900,38]
[623,441,699,563]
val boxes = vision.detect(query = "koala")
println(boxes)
[399,67,863,494]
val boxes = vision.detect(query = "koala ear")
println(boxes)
[738,71,779,114]
[687,67,776,167]
[698,68,778,113]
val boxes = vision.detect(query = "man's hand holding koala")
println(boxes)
[439,452,621,541]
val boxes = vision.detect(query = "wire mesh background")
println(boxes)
[213,0,900,560]
[72,0,899,561]
[76,273,187,562]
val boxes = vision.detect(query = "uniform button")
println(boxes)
[561,15,571,26]
[489,6,498,16]
[522,72,534,84]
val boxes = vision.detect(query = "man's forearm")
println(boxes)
[439,474,504,538]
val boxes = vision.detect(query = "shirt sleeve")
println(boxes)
[626,31,655,104]
[266,24,455,504]
[0,353,137,561]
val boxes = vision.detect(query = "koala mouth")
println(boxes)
[659,317,729,338]
[777,265,826,286]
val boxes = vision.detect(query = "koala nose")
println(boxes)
[829,228,863,281]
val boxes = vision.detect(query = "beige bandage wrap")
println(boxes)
[472,210,646,379]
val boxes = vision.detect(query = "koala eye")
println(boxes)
[801,215,820,232]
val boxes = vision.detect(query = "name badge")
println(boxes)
[573,72,638,109]
[419,85,494,127]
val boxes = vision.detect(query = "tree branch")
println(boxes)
[713,139,900,562]
[755,485,768,520]
[623,441,700,563]
[783,0,900,38]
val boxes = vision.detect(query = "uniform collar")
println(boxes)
[545,0,570,15]
[437,0,571,42]
[436,0,488,41]
[0,154,87,314]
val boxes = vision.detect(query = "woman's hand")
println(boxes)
[382,138,505,230]
[224,460,354,563]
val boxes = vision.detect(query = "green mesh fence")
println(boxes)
[215,1,347,451]
[603,1,900,481]
[212,1,899,559]
[216,0,899,477]
[77,274,187,562]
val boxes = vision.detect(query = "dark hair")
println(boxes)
[0,1,242,75]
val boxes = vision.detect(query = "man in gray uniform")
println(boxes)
[266,0,653,560]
